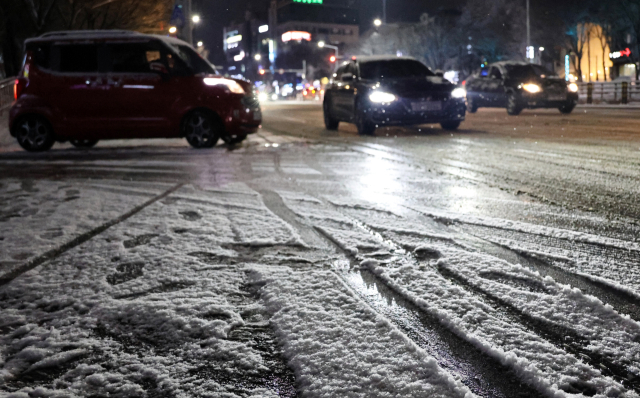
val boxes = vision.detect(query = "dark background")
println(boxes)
[196,0,472,64]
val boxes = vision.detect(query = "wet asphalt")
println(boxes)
[1,103,640,397]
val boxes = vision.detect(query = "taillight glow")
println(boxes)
[14,79,27,101]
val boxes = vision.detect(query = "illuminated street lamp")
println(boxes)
[169,26,177,34]
[374,19,382,27]
[191,15,200,47]
[318,41,339,62]
[255,54,262,61]
[197,41,203,47]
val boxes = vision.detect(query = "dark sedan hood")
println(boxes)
[367,76,454,97]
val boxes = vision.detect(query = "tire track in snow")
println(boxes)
[0,183,184,287]
[452,228,640,322]
[258,189,542,398]
[316,203,635,397]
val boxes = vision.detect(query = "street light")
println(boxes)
[255,54,262,61]
[197,41,203,47]
[318,41,339,61]
[374,19,382,27]
[192,15,200,24]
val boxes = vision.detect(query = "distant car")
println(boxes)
[323,56,466,135]
[465,61,579,116]
[303,87,321,101]
[10,30,261,152]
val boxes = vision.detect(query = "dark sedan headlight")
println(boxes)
[568,83,579,93]
[369,91,397,103]
[522,84,542,93]
[451,88,466,99]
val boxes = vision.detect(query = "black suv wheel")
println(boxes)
[441,121,461,131]
[14,115,56,152]
[506,93,523,116]
[467,97,478,113]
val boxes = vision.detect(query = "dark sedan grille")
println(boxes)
[241,95,260,109]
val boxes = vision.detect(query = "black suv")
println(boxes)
[465,61,579,116]
[323,56,466,135]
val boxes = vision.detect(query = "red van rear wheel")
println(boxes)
[14,115,55,152]
[183,111,222,149]
[70,139,99,148]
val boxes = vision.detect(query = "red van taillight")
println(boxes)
[14,78,27,101]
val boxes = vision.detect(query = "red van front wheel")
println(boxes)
[183,111,222,149]
[14,115,56,152]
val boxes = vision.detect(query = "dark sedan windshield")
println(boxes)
[360,60,435,80]
[505,64,556,79]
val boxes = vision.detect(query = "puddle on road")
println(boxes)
[337,265,542,398]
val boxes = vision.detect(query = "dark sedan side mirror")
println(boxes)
[342,73,355,82]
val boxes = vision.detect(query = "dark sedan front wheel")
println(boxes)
[323,98,340,130]
[355,110,376,136]
[559,101,576,115]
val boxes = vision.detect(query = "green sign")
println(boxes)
[293,0,322,3]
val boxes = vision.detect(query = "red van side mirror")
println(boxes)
[150,62,170,79]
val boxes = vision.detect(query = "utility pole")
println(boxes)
[186,0,193,45]
[526,0,531,62]
[383,0,387,24]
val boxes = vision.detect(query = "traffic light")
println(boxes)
[330,55,336,63]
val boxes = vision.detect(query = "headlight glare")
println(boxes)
[451,87,466,99]
[568,83,579,93]
[522,83,541,93]
[369,91,396,103]
[203,78,245,94]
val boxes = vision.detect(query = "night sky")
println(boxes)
[195,0,565,65]
[195,0,467,64]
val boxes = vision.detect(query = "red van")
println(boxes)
[10,30,261,151]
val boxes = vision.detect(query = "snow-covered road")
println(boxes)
[1,104,640,397]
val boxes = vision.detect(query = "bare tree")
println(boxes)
[56,0,172,32]
[566,22,590,82]
[594,24,610,81]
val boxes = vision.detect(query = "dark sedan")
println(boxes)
[465,61,579,116]
[323,56,466,135]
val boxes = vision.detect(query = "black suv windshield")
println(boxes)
[360,60,435,80]
[505,64,556,79]
[168,43,217,75]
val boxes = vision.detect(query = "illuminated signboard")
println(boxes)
[259,25,269,33]
[565,54,570,81]
[234,51,245,62]
[610,48,631,59]
[282,31,311,42]
[293,0,322,3]
[227,35,242,44]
